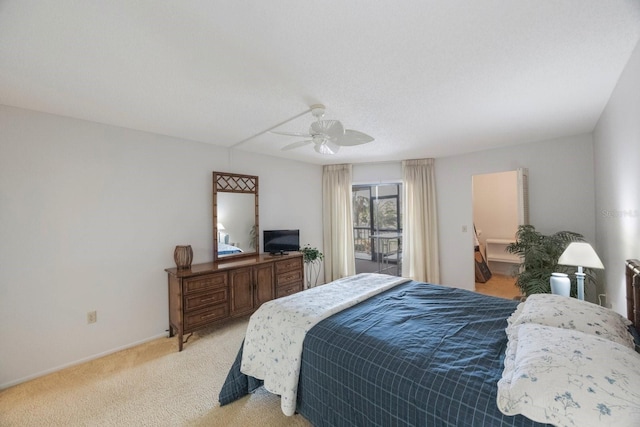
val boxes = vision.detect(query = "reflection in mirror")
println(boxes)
[217,193,256,255]
[213,172,259,262]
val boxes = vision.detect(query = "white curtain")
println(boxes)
[323,164,356,281]
[402,158,440,283]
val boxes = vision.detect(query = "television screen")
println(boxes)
[263,229,300,254]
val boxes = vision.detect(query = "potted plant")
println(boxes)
[300,244,324,289]
[249,225,257,249]
[506,225,594,297]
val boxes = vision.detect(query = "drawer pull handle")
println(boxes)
[200,313,217,319]
[279,273,299,282]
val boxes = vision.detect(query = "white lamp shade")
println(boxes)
[217,222,225,230]
[557,242,604,269]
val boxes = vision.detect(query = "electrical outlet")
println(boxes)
[87,310,97,324]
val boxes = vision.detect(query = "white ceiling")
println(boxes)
[1,1,639,165]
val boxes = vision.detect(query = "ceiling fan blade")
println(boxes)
[271,130,312,138]
[335,129,375,146]
[310,120,345,139]
[272,106,369,154]
[281,140,313,151]
[314,140,341,155]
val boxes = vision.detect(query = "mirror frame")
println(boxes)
[212,171,259,262]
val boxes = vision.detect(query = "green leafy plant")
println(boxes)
[249,225,257,249]
[300,244,324,289]
[506,225,594,297]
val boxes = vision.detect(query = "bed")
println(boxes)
[217,233,243,255]
[218,242,243,255]
[219,265,640,426]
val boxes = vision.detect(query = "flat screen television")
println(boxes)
[263,229,300,254]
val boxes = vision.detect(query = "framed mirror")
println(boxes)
[213,172,259,262]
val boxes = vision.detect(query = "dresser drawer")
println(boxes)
[184,288,228,311]
[275,257,302,274]
[167,255,305,351]
[184,304,228,331]
[183,272,228,294]
[276,269,303,287]
[276,282,302,298]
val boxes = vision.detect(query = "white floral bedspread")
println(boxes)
[240,273,410,416]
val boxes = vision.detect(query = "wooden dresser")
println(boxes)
[165,253,303,351]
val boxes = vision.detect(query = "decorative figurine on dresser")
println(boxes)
[165,172,304,351]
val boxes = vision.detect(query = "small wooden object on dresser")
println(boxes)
[165,253,303,351]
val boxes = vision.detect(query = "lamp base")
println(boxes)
[576,271,586,301]
[550,272,570,297]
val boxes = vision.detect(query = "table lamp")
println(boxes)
[557,242,604,300]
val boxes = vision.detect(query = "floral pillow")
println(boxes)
[507,293,634,349]
[498,323,640,426]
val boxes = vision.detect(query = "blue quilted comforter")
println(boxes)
[219,281,549,426]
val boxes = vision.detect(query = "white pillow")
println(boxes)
[507,293,634,349]
[498,323,640,426]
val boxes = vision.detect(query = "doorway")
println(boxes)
[472,169,528,298]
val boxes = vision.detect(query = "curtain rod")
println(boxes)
[350,157,434,167]
[350,160,402,166]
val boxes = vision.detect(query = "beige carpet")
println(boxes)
[0,318,311,427]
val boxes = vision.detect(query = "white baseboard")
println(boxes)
[0,332,169,390]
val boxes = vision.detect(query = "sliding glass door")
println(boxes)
[352,183,402,275]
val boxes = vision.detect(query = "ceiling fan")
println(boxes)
[271,104,374,155]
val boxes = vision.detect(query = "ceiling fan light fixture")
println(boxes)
[311,120,344,139]
[314,140,340,155]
